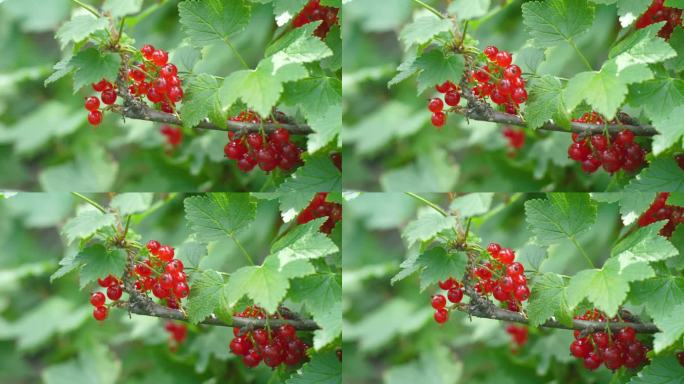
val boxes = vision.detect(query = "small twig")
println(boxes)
[405,192,449,217]
[71,192,107,214]
[71,0,101,17]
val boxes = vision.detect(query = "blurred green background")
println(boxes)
[0,192,316,383]
[0,0,296,192]
[342,0,645,192]
[342,192,632,384]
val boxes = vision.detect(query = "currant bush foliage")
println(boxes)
[344,192,684,383]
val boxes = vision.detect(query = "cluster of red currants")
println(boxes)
[428,81,461,128]
[502,126,525,157]
[133,241,190,308]
[569,310,648,371]
[160,125,183,150]
[89,274,123,321]
[636,0,682,39]
[296,192,342,234]
[292,0,339,38]
[229,306,309,368]
[472,46,528,114]
[475,243,530,311]
[568,113,646,174]
[223,113,302,173]
[430,277,464,324]
[128,44,184,114]
[505,324,529,352]
[164,321,188,352]
[84,79,117,126]
[637,192,683,237]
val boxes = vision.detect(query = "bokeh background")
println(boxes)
[0,192,310,383]
[342,192,634,384]
[342,0,635,192]
[0,0,294,191]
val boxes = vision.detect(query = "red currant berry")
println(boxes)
[151,49,169,66]
[615,129,635,145]
[107,284,123,301]
[87,110,103,126]
[487,243,501,257]
[434,308,449,324]
[174,282,189,298]
[503,65,522,79]
[438,278,456,290]
[495,51,513,67]
[498,248,515,264]
[93,306,108,321]
[428,98,444,113]
[101,89,117,105]
[431,111,446,127]
[160,272,174,289]
[166,259,184,273]
[617,327,636,344]
[85,96,100,111]
[431,294,447,309]
[584,352,602,370]
[506,262,524,277]
[141,44,155,59]
[484,45,498,60]
[514,285,530,301]
[447,288,463,303]
[444,91,460,106]
[511,87,527,104]
[90,292,106,307]
[92,79,110,92]
[147,240,161,254]
[435,81,455,93]
[157,245,175,261]
[152,282,170,298]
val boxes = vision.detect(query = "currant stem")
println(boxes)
[70,0,101,18]
[71,192,107,214]
[568,40,593,71]
[570,236,595,268]
[411,0,445,19]
[405,192,449,217]
[231,235,255,265]
[224,38,250,69]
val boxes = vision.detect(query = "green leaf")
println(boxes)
[179,73,223,129]
[524,194,597,246]
[56,15,108,49]
[290,273,342,349]
[650,105,684,154]
[219,58,307,116]
[276,152,342,194]
[286,350,341,384]
[62,209,116,245]
[447,0,491,20]
[69,48,121,92]
[609,23,677,71]
[102,0,143,17]
[225,255,314,312]
[187,270,225,324]
[625,157,684,192]
[178,0,251,47]
[414,50,465,94]
[45,54,75,86]
[627,75,684,119]
[613,224,679,270]
[271,218,338,267]
[666,27,684,72]
[522,0,595,48]
[402,209,456,248]
[628,356,684,384]
[448,193,494,218]
[388,52,419,88]
[631,276,684,343]
[525,75,568,129]
[74,245,126,289]
[175,241,207,270]
[184,193,257,243]
[4,101,82,155]
[417,248,467,292]
[527,273,572,326]
[50,251,80,282]
[110,193,153,216]
[42,344,121,384]
[564,60,653,118]
[566,257,654,316]
[267,22,333,69]
[399,14,452,47]
[39,146,119,192]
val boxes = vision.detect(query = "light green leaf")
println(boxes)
[75,245,127,289]
[628,356,684,384]
[267,23,333,70]
[402,209,456,248]
[566,257,654,316]
[447,0,491,20]
[276,152,342,194]
[448,193,494,218]
[42,344,121,384]
[609,22,677,71]
[650,105,684,155]
[399,14,452,47]
[653,304,684,352]
[627,75,684,119]
[522,0,595,48]
[525,75,568,129]
[524,194,597,246]
[286,351,341,384]
[666,27,684,72]
[417,248,467,292]
[271,218,338,267]
[56,15,108,49]
[613,224,679,270]
[45,54,75,86]
[39,146,119,192]
[180,73,223,129]
[184,193,257,243]
[631,276,684,338]
[625,157,684,192]
[527,273,572,326]
[564,60,652,118]
[290,273,342,349]
[110,193,153,216]
[178,0,251,47]
[102,0,143,17]
[187,270,225,324]
[414,50,465,94]
[70,48,121,92]
[62,209,116,245]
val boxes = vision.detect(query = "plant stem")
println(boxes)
[71,192,107,214]
[231,235,255,265]
[405,192,448,217]
[70,0,101,17]
[411,0,444,19]
[224,38,250,69]
[568,40,593,71]
[570,236,595,268]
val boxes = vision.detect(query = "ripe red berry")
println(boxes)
[495,51,512,67]
[93,305,108,321]
[160,272,174,289]
[90,292,106,307]
[87,110,103,126]
[431,294,447,309]
[506,262,524,277]
[503,65,522,79]
[152,282,170,298]
[92,79,111,92]
[511,87,527,104]
[435,81,455,93]
[157,245,174,261]
[447,288,463,303]
[498,248,515,264]
[590,135,608,151]
[147,240,161,254]
[428,98,444,113]
[101,89,117,105]
[85,96,100,111]
[107,284,123,301]
[444,91,461,106]
[584,352,602,370]
[434,308,449,324]
[677,351,684,366]
[484,45,498,60]
[514,285,530,301]
[615,129,635,145]
[166,259,184,273]
[174,282,190,298]
[617,327,636,344]
[487,243,501,257]
[151,49,169,66]
[431,111,446,127]
[438,278,456,290]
